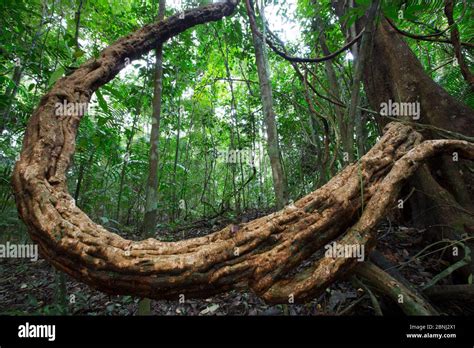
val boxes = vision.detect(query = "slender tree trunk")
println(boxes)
[246,0,288,209]
[178,111,194,221]
[346,0,379,158]
[116,103,141,221]
[74,151,93,202]
[444,0,474,88]
[314,10,351,166]
[143,0,166,237]
[0,1,47,133]
[171,101,181,222]
[139,0,166,316]
[330,0,361,163]
[72,0,84,64]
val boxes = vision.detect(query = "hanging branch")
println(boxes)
[386,17,474,49]
[256,11,348,110]
[245,0,364,63]
[301,71,331,175]
[444,0,474,88]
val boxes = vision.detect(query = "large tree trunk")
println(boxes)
[361,17,474,277]
[363,18,473,137]
[11,0,474,304]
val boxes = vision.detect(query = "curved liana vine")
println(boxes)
[12,0,474,304]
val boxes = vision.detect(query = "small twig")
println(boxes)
[397,237,473,271]
[422,241,471,290]
[352,276,383,316]
[338,294,367,315]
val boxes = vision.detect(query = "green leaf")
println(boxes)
[95,89,109,114]
[73,49,85,58]
[382,2,400,20]
[101,85,123,100]
[344,7,367,28]
[48,67,65,87]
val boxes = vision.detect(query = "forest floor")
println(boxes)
[0,209,464,316]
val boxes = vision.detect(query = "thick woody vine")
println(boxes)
[12,0,474,309]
